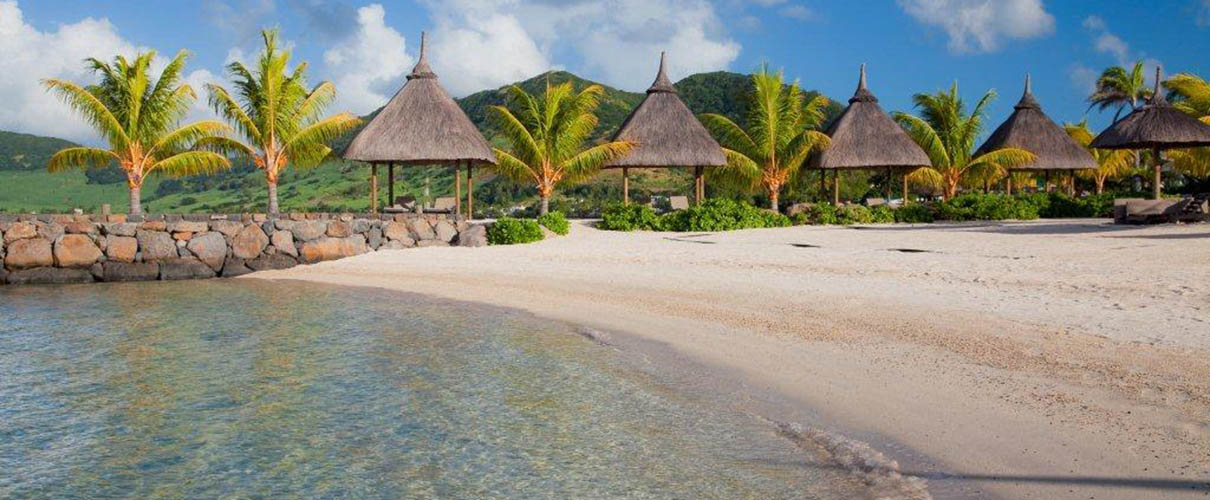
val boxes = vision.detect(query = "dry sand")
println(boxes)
[251,219,1210,499]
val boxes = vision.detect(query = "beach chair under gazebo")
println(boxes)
[811,65,930,205]
[344,33,495,218]
[975,75,1095,195]
[1092,67,1210,200]
[604,52,725,207]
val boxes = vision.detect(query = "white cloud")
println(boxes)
[896,0,1055,54]
[1080,15,1162,82]
[1068,63,1098,93]
[322,4,413,114]
[780,5,813,20]
[425,5,551,97]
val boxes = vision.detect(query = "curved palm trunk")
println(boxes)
[539,196,550,216]
[267,179,279,214]
[1095,177,1105,195]
[129,185,142,215]
[769,191,779,212]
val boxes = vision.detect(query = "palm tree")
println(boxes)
[698,67,830,211]
[42,50,231,214]
[1163,73,1210,181]
[1064,120,1136,194]
[1089,61,1152,121]
[893,83,1035,200]
[489,80,636,215]
[204,29,361,214]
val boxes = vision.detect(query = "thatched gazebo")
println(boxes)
[810,64,930,204]
[344,32,496,217]
[603,52,725,206]
[975,75,1095,195]
[1092,67,1210,199]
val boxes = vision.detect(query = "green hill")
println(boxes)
[0,130,79,171]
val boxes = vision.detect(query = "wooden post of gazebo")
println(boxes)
[903,172,911,204]
[832,171,840,205]
[466,162,474,219]
[1006,174,1013,195]
[370,164,379,214]
[453,165,461,216]
[622,167,630,205]
[387,163,395,207]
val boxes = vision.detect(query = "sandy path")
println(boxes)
[252,219,1210,499]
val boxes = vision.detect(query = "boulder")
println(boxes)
[53,234,102,268]
[187,232,228,271]
[382,221,411,241]
[379,239,413,250]
[4,222,36,243]
[159,258,217,280]
[326,220,353,238]
[0,267,7,284]
[346,234,369,255]
[434,220,457,243]
[65,221,97,234]
[270,230,297,257]
[220,257,253,278]
[5,238,53,269]
[410,218,436,240]
[209,220,244,238]
[290,220,327,242]
[36,222,65,241]
[5,267,94,285]
[351,219,374,233]
[136,230,176,262]
[169,220,209,233]
[173,231,194,241]
[105,236,138,263]
[298,237,360,264]
[417,239,449,248]
[139,220,168,231]
[102,262,161,282]
[247,253,298,271]
[457,225,488,247]
[366,227,383,249]
[103,222,138,237]
[231,224,269,259]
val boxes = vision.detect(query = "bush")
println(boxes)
[660,198,790,232]
[937,193,1038,221]
[537,211,570,235]
[869,205,896,223]
[599,203,662,231]
[487,217,544,245]
[794,203,838,225]
[893,203,935,223]
[1036,193,1114,218]
[835,205,872,225]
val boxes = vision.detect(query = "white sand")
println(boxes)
[251,219,1210,499]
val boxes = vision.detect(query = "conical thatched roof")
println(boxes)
[603,52,725,169]
[344,33,496,165]
[1092,67,1210,150]
[810,65,930,170]
[975,75,1095,170]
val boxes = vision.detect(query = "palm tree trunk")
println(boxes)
[1096,177,1104,195]
[770,191,779,212]
[540,195,549,216]
[267,179,279,214]
[129,185,142,215]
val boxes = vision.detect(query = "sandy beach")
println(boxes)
[251,219,1210,499]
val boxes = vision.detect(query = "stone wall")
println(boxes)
[0,213,487,286]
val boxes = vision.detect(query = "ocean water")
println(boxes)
[0,280,878,499]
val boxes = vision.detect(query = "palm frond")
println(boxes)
[968,147,1036,173]
[148,151,232,177]
[490,149,538,184]
[283,113,360,167]
[488,105,542,164]
[559,141,635,185]
[42,78,130,148]
[148,120,230,157]
[893,113,950,169]
[47,147,120,173]
[708,149,762,192]
[699,113,760,161]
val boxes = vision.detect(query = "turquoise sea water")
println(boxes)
[0,280,872,499]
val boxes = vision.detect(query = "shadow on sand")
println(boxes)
[848,221,1149,236]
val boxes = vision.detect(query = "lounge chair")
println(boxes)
[383,196,416,214]
[426,197,457,214]
[866,198,887,207]
[669,196,690,211]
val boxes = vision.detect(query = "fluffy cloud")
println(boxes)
[322,4,413,114]
[425,4,551,97]
[780,5,813,20]
[897,0,1055,54]
[1079,16,1162,87]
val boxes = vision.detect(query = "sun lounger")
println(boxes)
[383,196,417,214]
[1116,198,1207,224]
[426,197,457,214]
[669,196,690,211]
[866,198,887,207]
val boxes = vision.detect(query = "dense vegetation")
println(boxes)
[486,217,545,245]
[600,198,789,232]
[0,131,80,171]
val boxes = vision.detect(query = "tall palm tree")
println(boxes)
[42,51,231,214]
[1064,120,1137,194]
[204,29,361,214]
[1089,61,1152,121]
[489,80,635,215]
[893,83,1035,200]
[1163,73,1210,181]
[699,67,830,211]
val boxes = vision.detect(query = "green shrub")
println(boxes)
[660,198,790,232]
[835,205,872,225]
[1036,193,1114,218]
[537,211,570,235]
[487,217,544,245]
[599,204,662,231]
[937,193,1038,221]
[869,205,896,223]
[795,203,838,225]
[893,203,935,223]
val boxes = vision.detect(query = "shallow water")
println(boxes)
[0,280,873,498]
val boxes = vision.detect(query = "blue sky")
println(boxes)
[3,0,1209,144]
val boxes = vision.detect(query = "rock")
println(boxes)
[5,238,53,269]
[5,267,94,285]
[220,257,253,277]
[247,254,298,271]
[187,232,228,271]
[89,263,104,281]
[105,214,127,223]
[298,237,360,264]
[326,220,353,238]
[37,222,65,241]
[382,221,411,241]
[103,222,139,237]
[4,222,36,243]
[270,231,297,257]
[105,236,138,263]
[136,230,176,262]
[173,231,194,241]
[209,220,244,238]
[434,220,457,242]
[139,220,167,231]
[457,225,488,247]
[169,220,208,233]
[410,218,436,240]
[416,239,449,248]
[378,240,410,250]
[231,224,269,260]
[346,234,369,255]
[261,221,275,236]
[351,219,374,234]
[0,267,6,284]
[159,258,217,280]
[53,234,102,268]
[102,262,160,282]
[366,227,383,249]
[290,220,327,242]
[65,221,97,234]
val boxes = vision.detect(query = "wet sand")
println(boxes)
[251,219,1210,499]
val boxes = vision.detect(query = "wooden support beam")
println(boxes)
[467,162,474,220]
[902,170,910,204]
[694,166,704,205]
[832,170,840,205]
[370,164,379,214]
[388,163,395,208]
[623,167,630,205]
[454,164,462,216]
[1006,173,1013,196]
[1153,148,1163,200]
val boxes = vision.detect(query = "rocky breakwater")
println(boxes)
[0,213,487,286]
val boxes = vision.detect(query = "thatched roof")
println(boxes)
[343,33,496,165]
[1092,67,1210,150]
[603,52,725,169]
[975,75,1095,171]
[810,65,930,170]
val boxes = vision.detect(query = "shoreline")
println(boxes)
[250,219,1210,499]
